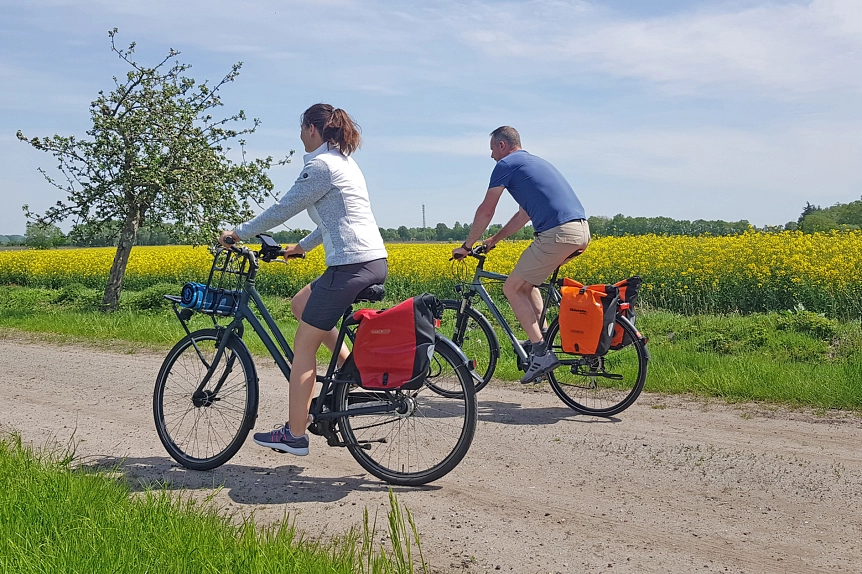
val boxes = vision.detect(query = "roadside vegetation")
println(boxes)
[1,284,860,410]
[0,434,428,574]
[4,232,862,318]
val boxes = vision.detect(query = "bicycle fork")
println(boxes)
[189,327,240,406]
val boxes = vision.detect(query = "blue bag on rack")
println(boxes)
[179,282,240,315]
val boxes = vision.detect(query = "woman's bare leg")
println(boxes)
[291,283,349,365]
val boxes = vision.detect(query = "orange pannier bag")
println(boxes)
[610,276,642,350]
[559,279,619,356]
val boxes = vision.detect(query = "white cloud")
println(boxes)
[458,0,862,98]
[374,134,491,156]
[369,117,862,226]
[0,62,94,114]
[544,122,862,191]
[375,119,862,194]
[9,0,862,99]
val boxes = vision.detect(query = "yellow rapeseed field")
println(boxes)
[2,231,861,318]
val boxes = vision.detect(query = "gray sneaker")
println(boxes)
[253,423,309,456]
[519,330,548,355]
[520,350,560,384]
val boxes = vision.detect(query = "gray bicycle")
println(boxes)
[442,244,648,417]
[153,234,477,486]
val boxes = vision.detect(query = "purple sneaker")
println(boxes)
[253,423,309,456]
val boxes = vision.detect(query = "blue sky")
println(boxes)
[2,0,860,235]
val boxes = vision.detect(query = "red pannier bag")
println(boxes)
[559,279,619,356]
[352,293,441,390]
[610,276,642,350]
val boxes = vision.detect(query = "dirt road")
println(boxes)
[1,336,860,573]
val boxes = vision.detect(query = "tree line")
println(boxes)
[796,198,862,232]
[6,206,840,250]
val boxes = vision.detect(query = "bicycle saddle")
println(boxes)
[566,249,584,261]
[353,284,386,303]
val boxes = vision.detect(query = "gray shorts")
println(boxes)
[302,258,388,331]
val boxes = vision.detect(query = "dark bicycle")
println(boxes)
[153,234,477,486]
[441,244,649,417]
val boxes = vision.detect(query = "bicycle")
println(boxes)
[153,234,477,486]
[440,244,649,417]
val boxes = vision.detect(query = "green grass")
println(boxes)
[444,297,862,410]
[2,285,861,410]
[0,434,428,573]
[0,285,305,358]
[635,308,862,409]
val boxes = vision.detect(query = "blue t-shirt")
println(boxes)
[488,150,585,233]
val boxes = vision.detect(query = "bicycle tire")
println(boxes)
[546,317,647,417]
[439,299,499,392]
[335,338,477,486]
[153,329,259,470]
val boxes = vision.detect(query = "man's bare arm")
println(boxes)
[463,186,505,247]
[485,207,530,248]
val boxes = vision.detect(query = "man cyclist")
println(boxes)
[452,126,589,383]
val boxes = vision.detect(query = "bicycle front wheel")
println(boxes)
[546,317,647,417]
[153,329,258,470]
[439,299,499,392]
[335,339,477,486]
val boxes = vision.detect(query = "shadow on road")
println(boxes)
[477,399,621,425]
[80,455,439,505]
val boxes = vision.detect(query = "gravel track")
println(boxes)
[1,336,860,573]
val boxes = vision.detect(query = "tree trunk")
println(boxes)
[101,212,140,312]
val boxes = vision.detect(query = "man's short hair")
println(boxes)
[490,126,521,148]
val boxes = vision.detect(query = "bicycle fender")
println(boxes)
[615,314,651,361]
[435,333,476,376]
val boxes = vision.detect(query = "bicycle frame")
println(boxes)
[169,247,403,430]
[454,251,562,363]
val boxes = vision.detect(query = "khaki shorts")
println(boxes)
[511,220,590,286]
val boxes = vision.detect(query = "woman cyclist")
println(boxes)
[220,103,388,456]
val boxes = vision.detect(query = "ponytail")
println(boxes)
[301,103,362,156]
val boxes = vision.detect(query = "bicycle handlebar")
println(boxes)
[221,234,305,264]
[450,243,491,261]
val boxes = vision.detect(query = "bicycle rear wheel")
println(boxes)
[439,299,499,392]
[335,339,477,486]
[153,329,258,470]
[546,317,647,417]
